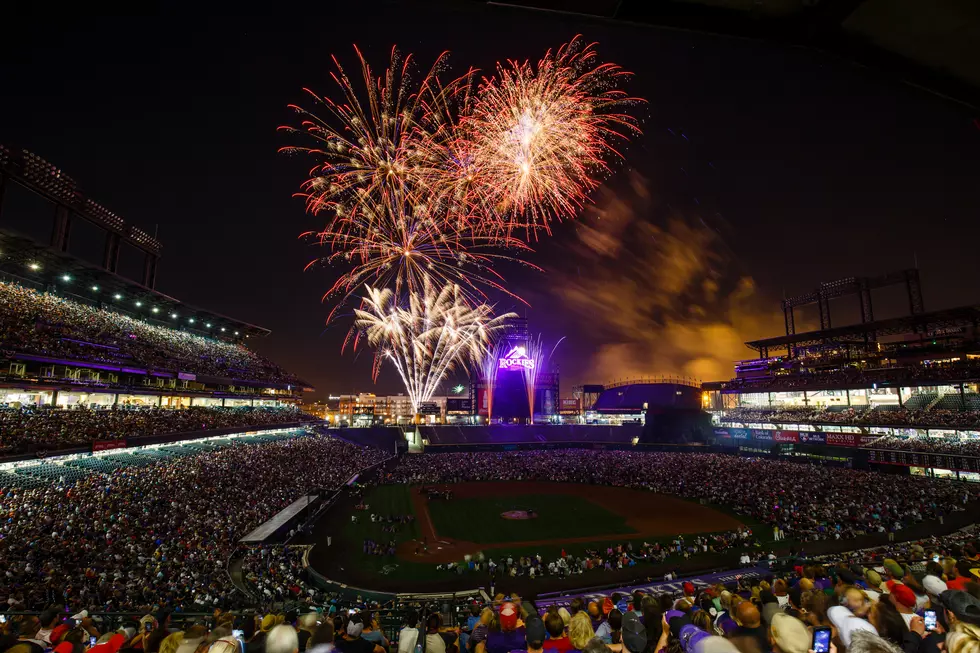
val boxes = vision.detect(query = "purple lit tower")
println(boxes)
[471,317,558,424]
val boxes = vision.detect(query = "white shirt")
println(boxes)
[398,628,420,653]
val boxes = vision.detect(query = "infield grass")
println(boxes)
[426,493,637,544]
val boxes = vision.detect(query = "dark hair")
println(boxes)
[872,601,909,645]
[405,610,420,627]
[544,613,565,638]
[243,617,257,641]
[526,618,545,650]
[569,598,585,615]
[426,613,442,633]
[608,610,623,631]
[144,628,169,653]
[310,622,336,649]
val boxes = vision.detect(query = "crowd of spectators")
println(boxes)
[241,545,327,606]
[386,451,978,542]
[436,530,759,581]
[0,280,302,384]
[724,358,980,392]
[722,407,980,430]
[866,437,980,457]
[0,433,387,612]
[0,405,313,456]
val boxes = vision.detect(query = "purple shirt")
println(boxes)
[487,629,526,653]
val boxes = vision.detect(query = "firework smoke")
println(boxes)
[555,173,787,384]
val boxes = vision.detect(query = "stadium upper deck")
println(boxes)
[702,271,980,440]
[0,145,311,408]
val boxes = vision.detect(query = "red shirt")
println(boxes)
[946,576,971,591]
[543,637,575,653]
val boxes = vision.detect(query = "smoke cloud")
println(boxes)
[552,173,786,384]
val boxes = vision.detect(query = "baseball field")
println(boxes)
[334,481,754,583]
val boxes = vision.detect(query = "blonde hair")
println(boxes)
[947,623,980,653]
[558,608,572,627]
[480,608,495,627]
[944,558,958,577]
[160,632,185,653]
[569,613,595,650]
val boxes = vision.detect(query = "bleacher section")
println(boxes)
[0,279,306,387]
[902,392,937,410]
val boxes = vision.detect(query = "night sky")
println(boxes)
[2,4,978,397]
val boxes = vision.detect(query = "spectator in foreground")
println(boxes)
[266,625,300,653]
[568,613,595,653]
[487,604,524,653]
[396,611,420,653]
[424,614,459,653]
[768,613,809,653]
[524,618,546,653]
[542,613,573,653]
[337,616,384,653]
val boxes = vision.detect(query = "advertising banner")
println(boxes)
[773,430,799,443]
[446,398,472,413]
[825,432,861,447]
[537,568,766,610]
[92,439,127,452]
[752,430,774,441]
[798,432,827,444]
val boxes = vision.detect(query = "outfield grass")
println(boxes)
[335,483,773,583]
[427,494,637,544]
[341,484,423,576]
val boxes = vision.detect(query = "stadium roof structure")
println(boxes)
[494,0,980,109]
[745,304,980,354]
[0,229,271,340]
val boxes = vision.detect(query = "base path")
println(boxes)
[398,481,745,564]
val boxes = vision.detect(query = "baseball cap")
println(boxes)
[886,582,917,609]
[346,621,364,638]
[865,570,882,588]
[499,602,519,630]
[695,636,739,653]
[769,613,810,653]
[938,590,980,626]
[261,614,278,632]
[602,598,614,615]
[622,612,647,653]
[683,582,696,595]
[883,559,905,578]
[923,575,948,596]
[679,625,710,653]
[525,617,546,647]
[827,606,877,647]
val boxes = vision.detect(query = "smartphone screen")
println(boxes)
[233,630,245,641]
[145,623,153,633]
[924,610,937,631]
[89,636,98,648]
[812,627,832,653]
[0,615,7,624]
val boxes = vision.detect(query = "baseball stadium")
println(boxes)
[3,6,980,653]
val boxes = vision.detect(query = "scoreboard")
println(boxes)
[866,449,980,473]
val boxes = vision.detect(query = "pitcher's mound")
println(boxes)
[501,510,537,520]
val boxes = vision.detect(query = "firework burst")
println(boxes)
[303,185,540,323]
[354,277,516,415]
[462,35,643,239]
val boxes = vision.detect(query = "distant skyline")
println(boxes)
[2,5,979,398]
